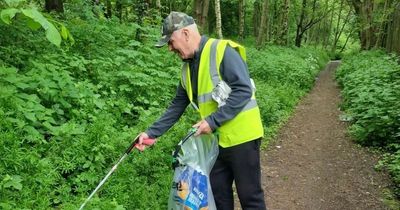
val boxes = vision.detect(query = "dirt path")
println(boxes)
[260,61,392,210]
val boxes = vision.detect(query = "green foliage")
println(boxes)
[336,51,400,146]
[248,45,329,140]
[377,145,400,197]
[336,50,400,198]
[0,7,180,208]
[0,0,73,47]
[0,3,329,208]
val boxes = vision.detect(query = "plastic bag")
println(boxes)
[168,133,219,210]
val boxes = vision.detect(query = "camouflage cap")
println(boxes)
[155,11,195,47]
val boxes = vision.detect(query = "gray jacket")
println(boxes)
[146,36,253,138]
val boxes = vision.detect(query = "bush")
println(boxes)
[336,51,400,146]
[247,45,329,140]
[336,50,400,198]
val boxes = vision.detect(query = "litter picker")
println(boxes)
[78,134,155,210]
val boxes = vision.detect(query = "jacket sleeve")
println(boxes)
[205,46,253,131]
[146,82,190,138]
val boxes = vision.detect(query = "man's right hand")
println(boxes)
[135,132,156,151]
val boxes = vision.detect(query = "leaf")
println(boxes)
[94,99,105,109]
[20,8,48,28]
[3,175,23,191]
[21,8,61,47]
[60,25,68,40]
[6,117,25,128]
[24,112,36,122]
[114,205,126,210]
[45,23,61,47]
[5,0,26,7]
[0,203,12,209]
[66,28,75,45]
[71,125,85,135]
[83,161,91,169]
[26,17,41,30]
[0,8,19,25]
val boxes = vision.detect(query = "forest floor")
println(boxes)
[253,61,397,210]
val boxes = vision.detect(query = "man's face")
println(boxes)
[168,29,192,60]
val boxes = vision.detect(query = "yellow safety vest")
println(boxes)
[181,38,264,148]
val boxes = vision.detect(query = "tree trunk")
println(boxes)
[201,0,210,33]
[295,0,307,47]
[340,28,354,53]
[374,0,391,48]
[105,0,112,18]
[332,0,352,52]
[295,0,328,47]
[194,0,203,26]
[253,0,262,37]
[156,0,161,12]
[270,0,278,42]
[215,0,223,39]
[239,0,245,41]
[256,0,269,48]
[331,0,344,51]
[45,0,64,13]
[386,3,400,55]
[116,0,123,22]
[323,0,334,48]
[135,0,147,41]
[351,0,377,50]
[194,0,210,33]
[277,0,290,45]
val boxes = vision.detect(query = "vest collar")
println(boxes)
[183,35,208,63]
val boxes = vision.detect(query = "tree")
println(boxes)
[105,0,112,18]
[350,0,379,50]
[215,0,223,38]
[295,0,329,47]
[350,0,397,50]
[201,0,210,33]
[331,0,352,52]
[238,0,245,41]
[256,0,268,48]
[45,0,64,13]
[156,0,161,11]
[135,0,148,41]
[194,0,210,32]
[385,2,400,55]
[252,0,262,37]
[116,0,122,21]
[276,0,290,45]
[322,0,334,48]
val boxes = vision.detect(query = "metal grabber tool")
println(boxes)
[171,128,197,169]
[78,134,155,210]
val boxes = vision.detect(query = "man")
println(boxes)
[137,11,266,210]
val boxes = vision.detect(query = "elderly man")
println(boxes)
[137,11,266,210]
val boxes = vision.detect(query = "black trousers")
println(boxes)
[210,139,266,210]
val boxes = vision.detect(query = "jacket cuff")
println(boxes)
[145,130,157,139]
[205,117,218,131]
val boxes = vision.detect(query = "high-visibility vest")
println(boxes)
[181,38,264,148]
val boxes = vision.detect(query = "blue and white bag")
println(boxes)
[168,133,219,210]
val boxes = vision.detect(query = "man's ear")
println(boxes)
[182,28,190,40]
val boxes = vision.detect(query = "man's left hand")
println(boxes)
[193,120,212,136]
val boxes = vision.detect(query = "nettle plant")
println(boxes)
[336,51,400,146]
[1,0,74,47]
[337,51,400,198]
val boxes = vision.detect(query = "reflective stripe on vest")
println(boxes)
[181,39,264,147]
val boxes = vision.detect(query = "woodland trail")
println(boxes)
[258,61,392,210]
